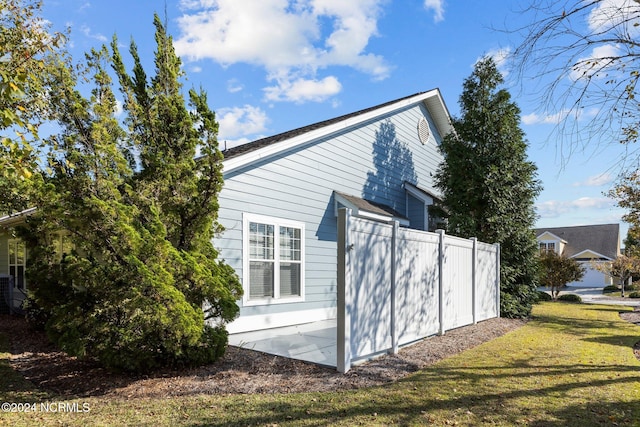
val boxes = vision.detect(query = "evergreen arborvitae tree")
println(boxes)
[435,57,542,318]
[23,15,242,371]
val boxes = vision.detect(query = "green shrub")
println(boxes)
[603,285,619,293]
[22,295,48,331]
[628,291,640,299]
[558,293,582,303]
[536,290,553,301]
[626,283,639,291]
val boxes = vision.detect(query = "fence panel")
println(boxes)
[348,216,393,360]
[337,209,500,372]
[476,242,499,320]
[395,228,440,346]
[442,235,474,330]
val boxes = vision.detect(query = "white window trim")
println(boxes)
[7,238,26,290]
[242,213,305,306]
[538,240,558,253]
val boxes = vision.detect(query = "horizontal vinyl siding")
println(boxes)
[216,102,444,321]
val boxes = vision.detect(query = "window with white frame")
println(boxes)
[8,239,26,290]
[539,242,556,253]
[243,214,304,304]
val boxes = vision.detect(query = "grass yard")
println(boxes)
[1,302,639,426]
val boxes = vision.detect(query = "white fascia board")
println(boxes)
[535,231,567,243]
[334,192,410,226]
[570,249,613,260]
[358,210,411,227]
[422,89,455,138]
[223,90,448,174]
[403,182,435,204]
[0,207,36,227]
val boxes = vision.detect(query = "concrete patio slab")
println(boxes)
[228,319,337,367]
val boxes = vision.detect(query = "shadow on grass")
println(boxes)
[183,363,640,426]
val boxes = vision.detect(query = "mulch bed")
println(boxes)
[3,308,638,399]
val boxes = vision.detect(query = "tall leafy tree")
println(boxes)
[538,250,585,300]
[23,15,242,371]
[435,57,542,318]
[0,0,66,213]
[594,255,640,298]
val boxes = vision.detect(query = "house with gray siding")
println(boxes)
[0,89,455,332]
[216,89,454,334]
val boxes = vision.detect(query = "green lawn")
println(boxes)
[1,302,640,426]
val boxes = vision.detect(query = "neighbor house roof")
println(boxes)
[221,89,453,174]
[534,224,620,260]
[0,208,36,228]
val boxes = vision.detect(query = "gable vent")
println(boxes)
[417,117,431,145]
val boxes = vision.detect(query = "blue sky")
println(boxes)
[41,0,632,240]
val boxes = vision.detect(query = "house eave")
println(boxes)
[0,207,36,228]
[536,231,568,244]
[570,249,613,261]
[223,89,453,174]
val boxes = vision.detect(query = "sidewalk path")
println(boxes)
[539,286,640,307]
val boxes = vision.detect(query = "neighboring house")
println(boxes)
[0,89,455,332]
[534,224,621,288]
[0,208,36,313]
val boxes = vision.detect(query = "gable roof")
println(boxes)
[221,89,453,174]
[534,224,620,260]
[334,191,410,226]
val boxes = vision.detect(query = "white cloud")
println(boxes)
[573,173,614,187]
[79,24,107,42]
[487,47,510,69]
[217,105,269,140]
[264,75,342,103]
[423,0,445,23]
[114,99,124,117]
[522,110,569,125]
[536,197,614,218]
[570,44,620,81]
[521,108,598,125]
[227,78,243,93]
[476,47,511,77]
[587,0,640,34]
[174,0,391,103]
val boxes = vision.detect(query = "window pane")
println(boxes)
[280,262,301,297]
[16,266,24,290]
[280,226,301,261]
[17,241,24,265]
[9,241,15,264]
[249,222,274,260]
[249,261,274,299]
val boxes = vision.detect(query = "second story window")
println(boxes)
[539,242,556,253]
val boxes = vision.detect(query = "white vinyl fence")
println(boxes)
[337,208,500,373]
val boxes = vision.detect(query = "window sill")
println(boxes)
[243,296,305,307]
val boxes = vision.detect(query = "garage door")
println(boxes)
[568,263,608,288]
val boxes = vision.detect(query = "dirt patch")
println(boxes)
[0,315,527,398]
